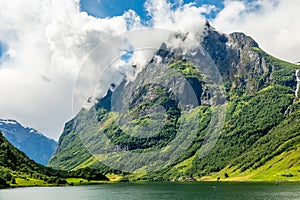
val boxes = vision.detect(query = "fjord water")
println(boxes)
[1,182,300,200]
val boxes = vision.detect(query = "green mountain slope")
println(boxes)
[141,48,300,181]
[0,132,108,188]
[48,25,300,181]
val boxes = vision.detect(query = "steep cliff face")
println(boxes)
[49,25,300,181]
[203,28,295,95]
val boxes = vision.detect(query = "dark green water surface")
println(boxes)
[1,182,300,200]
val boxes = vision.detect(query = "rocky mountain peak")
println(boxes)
[228,32,259,49]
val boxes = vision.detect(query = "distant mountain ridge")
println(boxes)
[0,119,57,165]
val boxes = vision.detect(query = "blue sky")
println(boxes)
[80,0,224,20]
[0,42,5,58]
[0,41,8,64]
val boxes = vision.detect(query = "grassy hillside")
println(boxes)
[0,132,109,188]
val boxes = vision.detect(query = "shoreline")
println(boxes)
[2,178,300,190]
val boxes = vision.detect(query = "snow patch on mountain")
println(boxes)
[0,119,17,125]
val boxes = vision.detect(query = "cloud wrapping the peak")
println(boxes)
[144,0,215,51]
[145,0,215,34]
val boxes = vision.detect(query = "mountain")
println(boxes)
[0,119,57,165]
[48,24,300,181]
[0,131,108,188]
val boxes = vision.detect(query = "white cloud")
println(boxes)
[144,0,216,51]
[0,0,140,140]
[212,0,300,63]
